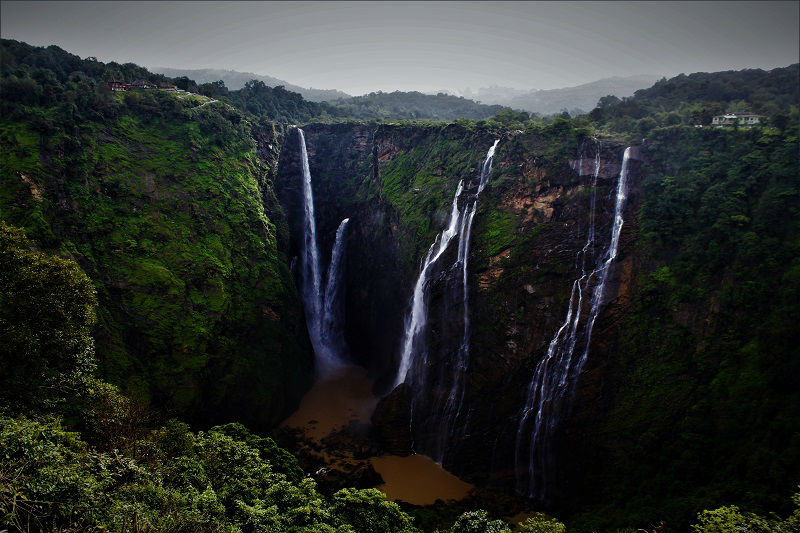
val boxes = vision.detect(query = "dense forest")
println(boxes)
[0,38,313,431]
[1,37,799,532]
[589,64,799,136]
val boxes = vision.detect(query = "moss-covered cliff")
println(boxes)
[565,125,800,530]
[0,95,313,430]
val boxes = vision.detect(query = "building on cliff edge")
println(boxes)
[711,112,765,127]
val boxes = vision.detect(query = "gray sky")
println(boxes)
[1,1,798,95]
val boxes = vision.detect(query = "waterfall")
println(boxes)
[296,128,349,373]
[434,139,499,460]
[320,218,351,369]
[394,140,499,462]
[515,146,631,500]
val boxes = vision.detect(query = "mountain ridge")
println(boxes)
[152,66,351,102]
[437,75,663,115]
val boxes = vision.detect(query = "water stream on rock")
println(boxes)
[297,128,350,373]
[320,218,350,368]
[515,146,632,500]
[394,140,499,463]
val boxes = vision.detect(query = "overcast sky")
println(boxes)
[1,1,798,95]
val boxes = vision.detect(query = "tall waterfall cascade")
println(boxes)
[320,218,351,367]
[515,146,632,500]
[297,128,350,374]
[394,140,499,462]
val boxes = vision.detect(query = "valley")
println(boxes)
[0,33,798,533]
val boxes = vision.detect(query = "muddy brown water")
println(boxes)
[281,364,474,505]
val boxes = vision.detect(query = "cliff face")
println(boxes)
[274,122,643,497]
[418,136,640,493]
[276,122,498,382]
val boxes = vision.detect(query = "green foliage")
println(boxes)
[0,415,418,533]
[0,40,312,429]
[490,108,532,129]
[331,488,418,533]
[691,491,800,533]
[515,513,566,533]
[373,123,499,266]
[589,64,799,133]
[449,510,511,533]
[0,223,97,410]
[573,122,800,530]
[224,80,338,122]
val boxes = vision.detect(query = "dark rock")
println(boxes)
[370,383,413,456]
[314,460,384,494]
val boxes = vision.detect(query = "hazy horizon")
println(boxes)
[1,1,798,96]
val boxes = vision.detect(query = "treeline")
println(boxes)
[0,39,338,124]
[588,64,799,135]
[327,90,507,121]
[1,39,519,123]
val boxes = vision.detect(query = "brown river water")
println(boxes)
[280,364,473,505]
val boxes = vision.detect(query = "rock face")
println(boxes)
[412,136,642,497]
[275,123,496,384]
[275,123,643,501]
[370,383,413,456]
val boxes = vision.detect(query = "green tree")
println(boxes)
[0,222,97,409]
[449,510,511,533]
[515,513,566,533]
[331,488,417,533]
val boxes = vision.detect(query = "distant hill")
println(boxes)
[616,65,799,113]
[440,75,662,115]
[327,91,506,121]
[152,67,350,102]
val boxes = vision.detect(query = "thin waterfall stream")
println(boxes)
[515,146,632,500]
[394,140,499,462]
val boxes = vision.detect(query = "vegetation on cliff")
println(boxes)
[571,120,800,530]
[0,38,312,429]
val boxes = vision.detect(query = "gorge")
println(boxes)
[271,118,797,529]
[274,122,643,505]
[1,39,797,531]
